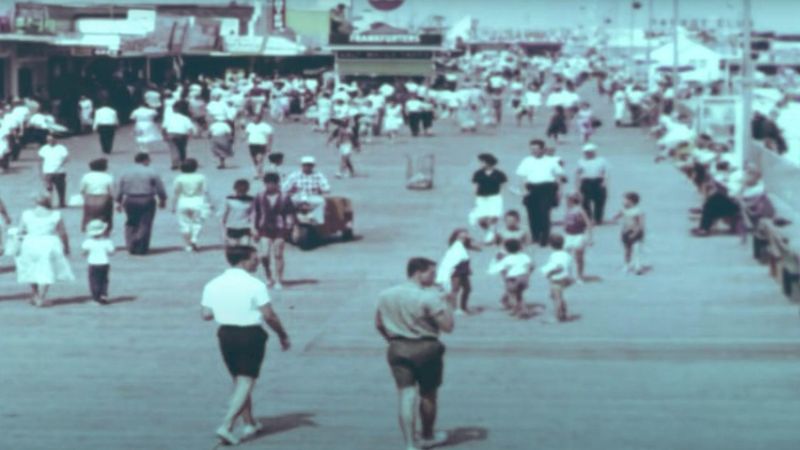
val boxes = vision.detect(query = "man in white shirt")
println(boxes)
[245,117,274,179]
[93,104,119,155]
[201,246,290,446]
[405,95,423,137]
[163,108,197,170]
[38,132,69,208]
[516,139,565,246]
[576,143,610,224]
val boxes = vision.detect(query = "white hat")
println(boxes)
[86,219,108,237]
[300,156,316,165]
[582,143,598,153]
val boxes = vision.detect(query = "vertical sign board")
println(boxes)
[273,0,286,31]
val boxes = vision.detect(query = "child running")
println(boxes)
[488,239,534,317]
[540,233,574,323]
[494,210,532,249]
[81,219,115,305]
[436,228,480,315]
[611,192,646,275]
[221,179,254,247]
[563,193,593,282]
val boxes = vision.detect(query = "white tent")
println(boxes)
[649,36,722,82]
[444,16,473,50]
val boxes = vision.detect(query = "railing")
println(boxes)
[758,142,800,218]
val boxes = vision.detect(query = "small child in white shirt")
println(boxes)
[488,239,534,317]
[81,220,115,305]
[540,233,574,323]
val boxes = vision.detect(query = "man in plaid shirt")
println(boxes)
[282,156,330,224]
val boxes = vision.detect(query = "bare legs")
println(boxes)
[397,387,439,450]
[398,387,419,450]
[216,376,256,445]
[30,284,49,307]
[261,238,286,287]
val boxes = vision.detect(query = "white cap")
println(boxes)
[300,156,316,165]
[582,143,598,152]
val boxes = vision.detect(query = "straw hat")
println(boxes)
[85,219,108,237]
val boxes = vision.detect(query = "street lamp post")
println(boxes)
[741,0,757,170]
[672,0,679,87]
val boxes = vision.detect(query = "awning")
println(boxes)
[337,59,433,77]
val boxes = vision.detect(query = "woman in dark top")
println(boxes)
[470,153,508,244]
[547,105,568,144]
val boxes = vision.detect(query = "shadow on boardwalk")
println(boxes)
[242,412,318,444]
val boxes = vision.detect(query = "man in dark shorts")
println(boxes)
[253,173,294,290]
[376,257,455,450]
[201,246,290,445]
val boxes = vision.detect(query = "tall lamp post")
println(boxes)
[741,0,757,170]
[672,0,679,87]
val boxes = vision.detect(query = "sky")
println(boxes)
[5,0,800,33]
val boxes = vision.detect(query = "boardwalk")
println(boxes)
[1,88,799,450]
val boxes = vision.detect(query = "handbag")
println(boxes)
[3,226,21,257]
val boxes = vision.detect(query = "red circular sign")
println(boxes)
[368,0,405,11]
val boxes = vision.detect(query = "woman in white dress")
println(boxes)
[129,104,164,152]
[171,158,212,252]
[382,100,403,140]
[15,194,74,306]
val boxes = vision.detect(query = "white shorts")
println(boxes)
[564,233,587,251]
[469,195,503,225]
[339,142,353,156]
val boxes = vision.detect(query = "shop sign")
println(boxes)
[223,35,265,54]
[368,0,405,11]
[351,33,420,44]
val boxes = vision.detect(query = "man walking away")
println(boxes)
[201,245,290,446]
[376,257,454,450]
[93,103,119,154]
[116,152,167,255]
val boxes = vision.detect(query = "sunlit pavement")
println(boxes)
[1,86,799,450]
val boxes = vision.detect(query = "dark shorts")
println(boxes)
[249,144,267,158]
[504,275,529,294]
[387,338,445,394]
[258,228,289,241]
[226,228,251,239]
[217,325,268,378]
[622,229,645,246]
[453,260,472,277]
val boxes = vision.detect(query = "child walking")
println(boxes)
[540,233,574,323]
[221,179,254,247]
[436,228,480,315]
[488,239,534,317]
[563,193,593,282]
[81,219,114,305]
[328,118,356,178]
[612,192,646,274]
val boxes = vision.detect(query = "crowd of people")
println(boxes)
[0,40,779,450]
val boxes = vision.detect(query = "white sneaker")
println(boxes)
[455,309,466,316]
[241,422,263,438]
[417,431,448,449]
[215,426,240,446]
[273,282,283,291]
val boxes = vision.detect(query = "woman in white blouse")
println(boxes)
[172,158,212,252]
[79,158,114,232]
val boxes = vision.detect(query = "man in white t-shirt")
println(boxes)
[201,246,290,446]
[516,139,564,247]
[245,117,274,179]
[93,104,119,155]
[163,109,197,170]
[38,132,69,208]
